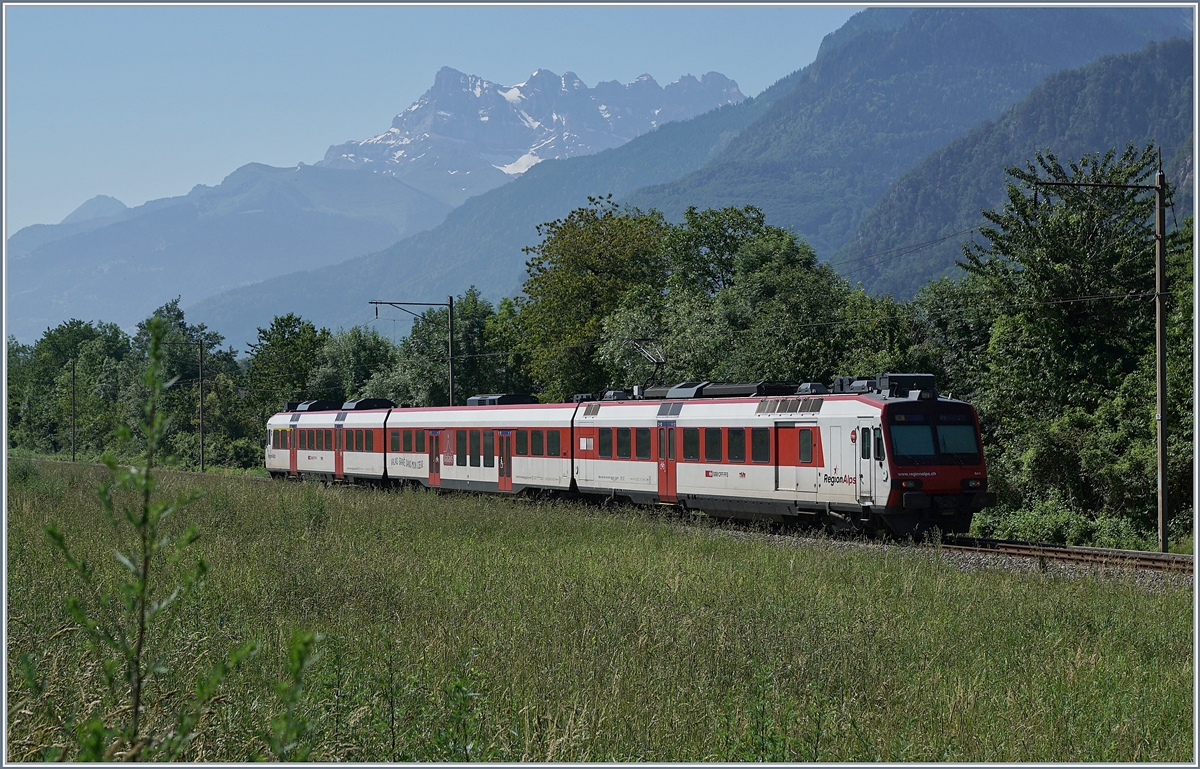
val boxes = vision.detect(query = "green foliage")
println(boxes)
[245,313,332,415]
[598,205,915,388]
[28,316,257,759]
[269,629,323,761]
[518,196,670,400]
[949,142,1193,542]
[308,325,397,404]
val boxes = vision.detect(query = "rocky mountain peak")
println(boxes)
[319,66,744,207]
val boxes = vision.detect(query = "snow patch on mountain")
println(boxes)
[317,66,743,207]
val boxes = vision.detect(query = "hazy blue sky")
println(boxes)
[3,4,862,236]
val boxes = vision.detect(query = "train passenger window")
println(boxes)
[403,430,413,452]
[531,430,544,456]
[862,427,871,460]
[271,430,278,449]
[365,430,374,453]
[751,428,770,463]
[874,427,885,461]
[728,428,746,462]
[326,430,333,450]
[616,428,631,458]
[456,430,467,466]
[390,430,399,452]
[705,428,723,462]
[415,430,426,452]
[318,430,326,451]
[800,429,813,464]
[299,430,307,450]
[682,428,700,461]
[516,429,528,455]
[285,431,290,449]
[469,430,481,467]
[635,428,650,459]
[547,430,560,457]
[658,428,665,460]
[484,430,495,467]
[598,428,612,458]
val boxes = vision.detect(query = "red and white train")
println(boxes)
[265,374,995,536]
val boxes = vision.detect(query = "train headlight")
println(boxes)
[962,478,985,490]
[894,479,922,490]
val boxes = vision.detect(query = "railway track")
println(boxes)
[938,536,1193,575]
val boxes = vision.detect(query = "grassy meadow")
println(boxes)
[6,459,1194,761]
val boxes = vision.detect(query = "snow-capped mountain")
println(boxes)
[318,66,744,206]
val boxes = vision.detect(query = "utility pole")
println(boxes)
[199,342,205,473]
[369,298,456,406]
[447,295,455,407]
[1034,170,1171,552]
[1154,169,1167,553]
[71,358,76,463]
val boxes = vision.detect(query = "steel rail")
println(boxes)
[938,536,1193,575]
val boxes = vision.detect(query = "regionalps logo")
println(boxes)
[705,470,730,478]
[823,474,856,485]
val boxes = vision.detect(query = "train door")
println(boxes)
[288,427,298,476]
[428,430,441,487]
[775,424,797,492]
[576,427,594,484]
[796,426,819,502]
[857,425,874,504]
[498,431,513,492]
[334,425,344,479]
[657,425,677,503]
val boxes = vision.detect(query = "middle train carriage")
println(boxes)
[265,373,994,535]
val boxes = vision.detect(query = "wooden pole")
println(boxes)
[448,295,455,407]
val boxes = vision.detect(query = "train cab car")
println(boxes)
[875,398,991,536]
[826,373,993,536]
[384,396,575,493]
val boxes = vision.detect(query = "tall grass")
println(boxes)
[7,461,1194,761]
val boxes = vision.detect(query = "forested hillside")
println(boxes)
[837,37,1194,299]
[622,6,1190,258]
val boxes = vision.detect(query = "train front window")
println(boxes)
[936,425,981,465]
[889,425,937,466]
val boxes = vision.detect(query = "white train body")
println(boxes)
[266,380,993,536]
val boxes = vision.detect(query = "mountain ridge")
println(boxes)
[318,66,743,207]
